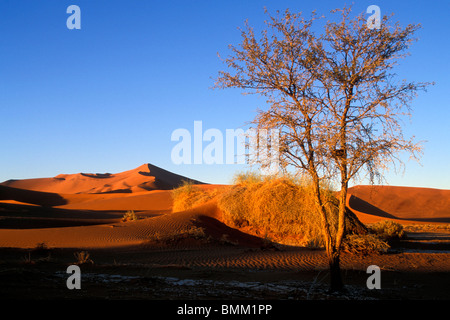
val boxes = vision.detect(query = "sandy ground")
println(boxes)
[0,164,449,301]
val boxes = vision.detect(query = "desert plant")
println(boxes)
[22,243,52,264]
[172,172,367,248]
[219,234,239,246]
[404,223,450,233]
[74,251,93,265]
[22,251,33,265]
[148,226,207,244]
[342,233,390,255]
[185,226,207,240]
[33,242,49,254]
[232,171,266,185]
[122,210,138,222]
[171,181,220,212]
[217,173,364,246]
[369,220,406,241]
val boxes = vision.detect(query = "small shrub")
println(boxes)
[33,242,49,254]
[342,233,390,255]
[74,251,93,265]
[22,242,52,264]
[148,226,207,244]
[219,234,239,246]
[370,220,406,241]
[232,171,265,185]
[186,226,207,239]
[171,181,219,212]
[22,252,33,265]
[122,210,138,222]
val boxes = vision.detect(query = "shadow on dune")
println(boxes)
[0,185,68,207]
[96,189,133,194]
[348,194,397,219]
[0,202,123,229]
[193,215,266,248]
[80,173,113,179]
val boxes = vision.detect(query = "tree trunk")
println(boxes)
[328,182,348,293]
[334,182,348,258]
[309,171,345,293]
[328,250,344,293]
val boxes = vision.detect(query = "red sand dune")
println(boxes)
[0,164,448,249]
[347,185,450,224]
[0,176,175,212]
[0,163,203,194]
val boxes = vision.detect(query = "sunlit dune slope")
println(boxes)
[0,163,204,194]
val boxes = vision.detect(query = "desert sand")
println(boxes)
[0,163,449,300]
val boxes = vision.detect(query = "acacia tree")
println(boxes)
[214,6,432,292]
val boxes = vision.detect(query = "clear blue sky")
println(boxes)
[0,0,448,189]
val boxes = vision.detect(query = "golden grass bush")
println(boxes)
[171,180,220,212]
[217,172,343,246]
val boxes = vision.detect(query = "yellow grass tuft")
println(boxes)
[171,180,220,212]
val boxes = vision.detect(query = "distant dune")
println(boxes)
[347,185,450,224]
[0,163,204,194]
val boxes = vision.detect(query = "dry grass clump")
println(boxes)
[74,251,93,265]
[22,242,52,265]
[171,181,220,212]
[122,210,138,222]
[149,226,207,244]
[342,233,390,255]
[342,220,406,255]
[369,220,406,241]
[217,172,344,246]
[403,223,450,232]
